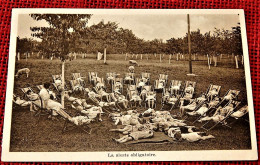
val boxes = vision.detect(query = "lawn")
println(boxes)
[10,54,251,152]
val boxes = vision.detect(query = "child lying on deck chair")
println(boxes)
[208,97,220,108]
[198,103,235,123]
[13,95,34,111]
[71,103,104,121]
[207,87,219,101]
[145,92,156,108]
[183,84,194,100]
[112,130,154,143]
[187,103,209,116]
[231,105,248,119]
[130,91,142,106]
[180,101,198,117]
[113,92,129,109]
[157,79,166,89]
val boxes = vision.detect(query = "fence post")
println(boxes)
[207,54,211,70]
[160,54,162,62]
[235,55,239,68]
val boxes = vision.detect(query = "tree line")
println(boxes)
[16,14,242,59]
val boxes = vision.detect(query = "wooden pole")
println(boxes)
[104,47,107,64]
[141,54,142,60]
[169,54,171,64]
[160,54,162,62]
[177,53,179,61]
[187,14,192,74]
[214,56,217,67]
[235,55,239,68]
[207,54,211,70]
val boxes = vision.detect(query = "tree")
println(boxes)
[30,14,92,107]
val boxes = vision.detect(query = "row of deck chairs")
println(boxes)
[178,86,246,131]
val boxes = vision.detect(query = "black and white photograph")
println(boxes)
[1,9,257,161]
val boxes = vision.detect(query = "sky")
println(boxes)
[17,14,240,42]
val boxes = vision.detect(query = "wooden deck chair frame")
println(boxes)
[170,80,182,95]
[205,84,221,100]
[159,74,168,83]
[106,72,117,84]
[224,105,249,127]
[52,74,62,83]
[21,87,51,123]
[72,73,86,87]
[182,100,208,120]
[56,109,92,134]
[201,100,240,131]
[70,79,85,93]
[154,79,166,92]
[180,81,196,98]
[93,77,105,87]
[124,73,135,84]
[141,72,151,84]
[109,93,126,111]
[127,90,142,107]
[112,78,123,93]
[88,72,98,83]
[144,91,156,109]
[93,86,110,102]
[127,84,137,91]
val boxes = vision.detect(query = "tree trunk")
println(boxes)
[61,61,65,108]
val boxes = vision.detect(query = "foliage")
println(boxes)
[24,14,243,57]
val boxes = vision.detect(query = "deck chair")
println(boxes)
[52,74,68,93]
[201,100,240,131]
[112,78,123,93]
[180,81,196,101]
[140,85,152,100]
[52,74,62,82]
[93,77,105,88]
[56,109,92,134]
[161,88,180,111]
[216,89,240,107]
[226,105,249,126]
[70,79,85,93]
[127,84,137,91]
[205,84,221,101]
[169,80,182,95]
[154,79,166,92]
[21,87,51,121]
[106,72,117,84]
[141,72,151,84]
[124,73,135,84]
[182,100,208,120]
[93,86,110,102]
[144,91,156,109]
[159,74,168,83]
[109,93,128,110]
[127,90,142,107]
[88,72,98,84]
[72,73,86,87]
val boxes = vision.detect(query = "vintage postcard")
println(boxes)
[1,9,258,161]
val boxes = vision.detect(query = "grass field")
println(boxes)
[10,54,251,152]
